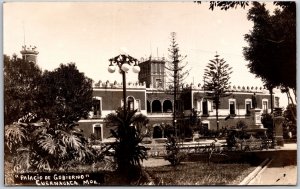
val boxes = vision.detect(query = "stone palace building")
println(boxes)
[17,46,280,140]
[78,56,280,140]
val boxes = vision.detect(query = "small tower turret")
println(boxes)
[20,45,39,64]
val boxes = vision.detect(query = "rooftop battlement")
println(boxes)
[139,56,166,63]
[20,45,39,55]
[93,80,147,89]
[146,83,281,94]
[94,80,281,94]
[191,83,281,94]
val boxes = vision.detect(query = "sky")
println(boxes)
[3,1,291,107]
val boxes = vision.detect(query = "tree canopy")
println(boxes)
[4,55,94,126]
[196,1,296,92]
[243,2,296,90]
[4,55,43,125]
[165,32,189,91]
[38,63,93,126]
[195,1,249,11]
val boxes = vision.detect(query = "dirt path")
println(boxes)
[249,165,297,185]
[248,144,297,185]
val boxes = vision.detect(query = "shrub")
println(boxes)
[261,113,273,139]
[164,136,186,166]
[236,120,248,130]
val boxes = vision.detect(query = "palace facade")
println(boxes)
[78,57,280,140]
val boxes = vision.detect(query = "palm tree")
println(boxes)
[104,107,149,177]
[5,113,95,172]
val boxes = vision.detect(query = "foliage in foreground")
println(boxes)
[4,57,96,173]
[104,107,149,178]
[164,136,186,166]
[5,113,96,172]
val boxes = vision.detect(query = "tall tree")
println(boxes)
[165,32,189,137]
[203,54,232,131]
[38,63,93,126]
[243,2,296,114]
[4,54,43,125]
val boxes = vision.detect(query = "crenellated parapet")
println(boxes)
[139,56,166,62]
[226,85,268,93]
[20,45,39,55]
[190,83,270,94]
[93,80,147,89]
[20,45,39,64]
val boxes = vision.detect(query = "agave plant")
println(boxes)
[104,107,149,176]
[5,113,96,172]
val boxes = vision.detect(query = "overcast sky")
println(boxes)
[4,1,290,106]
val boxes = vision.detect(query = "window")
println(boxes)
[197,100,201,112]
[275,97,280,108]
[156,79,162,88]
[209,101,213,112]
[202,120,210,130]
[128,97,134,110]
[93,124,103,141]
[245,99,252,115]
[202,99,208,115]
[153,64,156,73]
[135,99,141,112]
[121,97,135,110]
[229,99,236,115]
[92,97,102,117]
[262,100,268,113]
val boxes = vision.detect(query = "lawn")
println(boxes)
[146,161,258,185]
[5,155,261,186]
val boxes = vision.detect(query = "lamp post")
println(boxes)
[108,54,140,114]
[107,54,140,173]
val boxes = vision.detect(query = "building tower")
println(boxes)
[138,56,166,89]
[20,45,39,64]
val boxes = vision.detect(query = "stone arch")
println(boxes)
[153,125,163,138]
[163,100,173,113]
[152,100,162,113]
[164,124,175,138]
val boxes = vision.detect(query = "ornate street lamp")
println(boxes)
[108,54,140,113]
